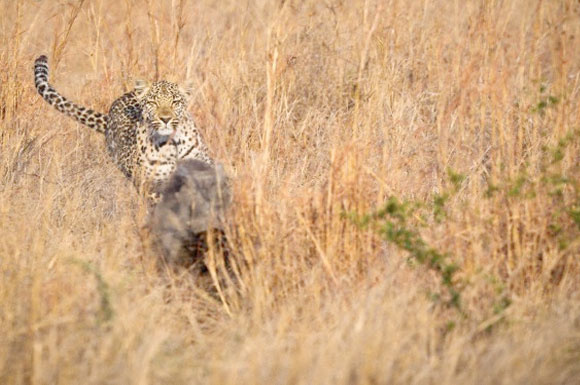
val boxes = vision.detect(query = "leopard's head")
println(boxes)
[134,79,193,137]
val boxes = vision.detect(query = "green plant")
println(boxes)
[71,259,114,323]
[347,189,463,311]
[487,129,580,256]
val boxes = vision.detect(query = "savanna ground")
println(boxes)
[1,0,580,384]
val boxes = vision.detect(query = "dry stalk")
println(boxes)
[171,0,188,74]
[353,1,382,133]
[51,0,87,69]
[145,0,161,80]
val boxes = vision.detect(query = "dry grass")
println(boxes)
[1,0,580,384]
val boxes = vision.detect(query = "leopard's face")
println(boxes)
[135,80,191,137]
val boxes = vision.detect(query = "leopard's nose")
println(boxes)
[159,116,171,124]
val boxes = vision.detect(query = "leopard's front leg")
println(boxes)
[136,124,179,204]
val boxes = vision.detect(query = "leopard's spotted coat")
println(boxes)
[34,55,213,202]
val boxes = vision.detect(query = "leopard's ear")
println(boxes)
[134,79,150,99]
[179,79,195,102]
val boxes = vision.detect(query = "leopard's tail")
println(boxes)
[34,55,107,134]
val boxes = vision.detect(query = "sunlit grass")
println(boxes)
[1,0,579,384]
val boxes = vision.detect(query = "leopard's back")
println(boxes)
[105,91,142,179]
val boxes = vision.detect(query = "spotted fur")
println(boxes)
[34,55,213,202]
[34,55,108,133]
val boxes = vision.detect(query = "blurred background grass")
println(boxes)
[1,0,580,383]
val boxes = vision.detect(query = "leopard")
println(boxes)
[33,55,213,203]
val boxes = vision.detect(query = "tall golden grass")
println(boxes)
[1,0,580,383]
